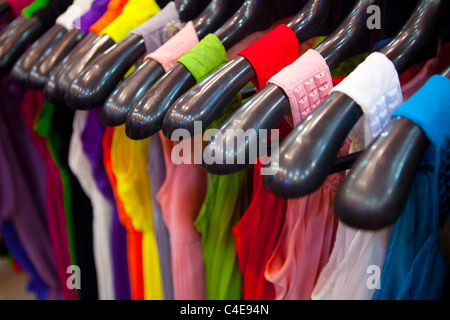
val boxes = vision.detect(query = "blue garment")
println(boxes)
[0,222,49,300]
[373,75,450,300]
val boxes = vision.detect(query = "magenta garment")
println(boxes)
[81,108,131,300]
[0,71,62,300]
[78,0,110,34]
[264,50,350,300]
[20,90,77,300]
[5,0,34,18]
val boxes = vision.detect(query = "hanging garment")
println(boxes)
[21,0,50,18]
[311,52,404,300]
[98,0,160,43]
[263,49,350,300]
[35,101,99,300]
[238,24,300,91]
[232,30,316,301]
[147,134,174,300]
[5,0,34,18]
[89,0,128,34]
[0,222,49,299]
[0,73,61,300]
[28,0,73,31]
[102,126,139,300]
[103,126,144,300]
[69,111,115,300]
[78,0,110,34]
[372,75,450,300]
[110,127,163,301]
[194,93,251,301]
[129,1,179,53]
[82,108,131,300]
[146,20,199,72]
[55,0,94,30]
[20,91,75,300]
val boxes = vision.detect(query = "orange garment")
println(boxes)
[89,0,129,34]
[102,126,144,300]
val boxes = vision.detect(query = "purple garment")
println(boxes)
[81,108,131,300]
[0,71,62,300]
[148,133,173,300]
[78,0,110,34]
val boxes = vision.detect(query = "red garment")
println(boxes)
[5,0,34,18]
[102,126,144,300]
[238,24,300,90]
[233,118,291,300]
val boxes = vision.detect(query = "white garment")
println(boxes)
[129,1,180,53]
[56,0,95,30]
[330,52,403,147]
[68,111,115,300]
[311,52,403,300]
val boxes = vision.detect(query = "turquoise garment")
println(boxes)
[373,75,450,300]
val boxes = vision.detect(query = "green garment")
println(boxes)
[179,34,250,300]
[177,34,228,83]
[22,0,50,18]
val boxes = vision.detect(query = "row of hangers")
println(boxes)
[0,0,449,253]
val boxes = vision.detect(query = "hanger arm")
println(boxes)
[126,63,196,139]
[202,0,376,176]
[43,33,108,102]
[65,34,146,110]
[334,65,450,230]
[333,117,430,230]
[101,58,165,127]
[100,0,236,127]
[28,28,85,90]
[0,16,42,70]
[163,0,335,139]
[9,23,66,86]
[263,0,443,198]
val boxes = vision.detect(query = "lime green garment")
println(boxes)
[177,34,228,83]
[195,95,252,300]
[22,0,50,18]
[181,35,250,300]
[99,0,160,43]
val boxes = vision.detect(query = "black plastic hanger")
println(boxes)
[261,0,443,200]
[333,64,449,230]
[42,32,109,102]
[125,0,309,140]
[0,0,10,16]
[9,23,67,86]
[43,0,203,104]
[201,0,384,176]
[27,28,85,89]
[100,0,244,127]
[64,0,223,111]
[162,0,342,139]
[0,15,42,70]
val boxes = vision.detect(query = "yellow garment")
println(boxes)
[111,125,163,300]
[100,0,161,43]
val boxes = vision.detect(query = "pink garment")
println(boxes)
[265,50,350,300]
[269,49,334,127]
[145,20,199,72]
[156,133,208,300]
